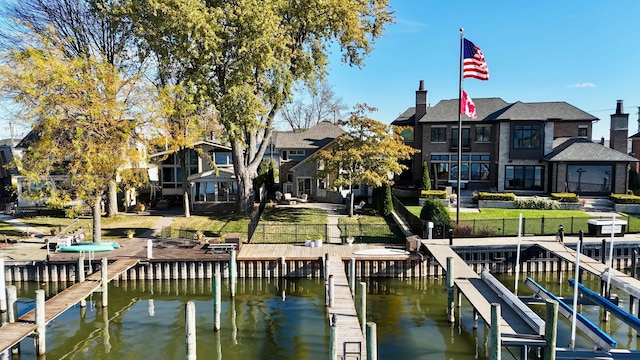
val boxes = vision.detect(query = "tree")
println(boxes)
[419,199,452,229]
[0,31,149,242]
[314,104,416,216]
[1,0,143,217]
[117,0,393,214]
[280,79,348,131]
[421,160,431,190]
[382,183,393,216]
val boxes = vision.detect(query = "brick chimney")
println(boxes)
[609,100,629,154]
[415,80,428,124]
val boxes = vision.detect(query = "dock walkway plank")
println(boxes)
[327,256,366,360]
[0,258,139,353]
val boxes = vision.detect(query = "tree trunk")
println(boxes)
[235,167,254,214]
[92,195,102,243]
[179,148,191,217]
[106,180,118,217]
[183,188,191,217]
[348,190,355,217]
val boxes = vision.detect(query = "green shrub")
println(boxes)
[382,183,393,216]
[420,190,447,199]
[419,199,453,228]
[453,222,473,237]
[514,196,560,210]
[610,193,640,204]
[476,192,516,201]
[550,192,579,203]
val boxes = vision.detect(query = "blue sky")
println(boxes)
[324,1,640,141]
[2,1,639,142]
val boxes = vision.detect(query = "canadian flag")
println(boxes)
[460,89,477,119]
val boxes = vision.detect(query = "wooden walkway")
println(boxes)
[536,241,637,281]
[0,258,139,353]
[238,243,413,260]
[423,243,540,336]
[327,256,365,360]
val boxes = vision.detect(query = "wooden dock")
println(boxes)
[0,258,139,353]
[327,256,366,360]
[423,243,541,337]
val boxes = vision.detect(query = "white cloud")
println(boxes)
[393,18,428,33]
[568,82,596,88]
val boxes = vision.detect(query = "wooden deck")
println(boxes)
[424,243,539,336]
[327,256,366,360]
[0,258,139,353]
[238,243,413,260]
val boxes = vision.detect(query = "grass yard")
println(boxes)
[338,215,405,244]
[250,206,329,243]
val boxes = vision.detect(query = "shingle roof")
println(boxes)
[391,107,416,126]
[544,138,638,162]
[274,121,345,149]
[415,98,598,123]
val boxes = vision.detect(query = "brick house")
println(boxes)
[393,81,637,196]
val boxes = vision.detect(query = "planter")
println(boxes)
[478,200,516,209]
[614,203,640,213]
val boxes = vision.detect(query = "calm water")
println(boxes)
[9,272,640,359]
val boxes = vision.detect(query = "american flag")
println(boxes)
[463,39,489,81]
[460,90,477,119]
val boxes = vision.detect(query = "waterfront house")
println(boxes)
[393,81,637,196]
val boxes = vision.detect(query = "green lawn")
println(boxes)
[338,215,404,244]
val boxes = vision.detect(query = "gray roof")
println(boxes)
[406,98,598,123]
[391,107,416,126]
[544,138,638,162]
[274,121,345,149]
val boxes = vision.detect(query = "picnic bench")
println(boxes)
[205,243,237,254]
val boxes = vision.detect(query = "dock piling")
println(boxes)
[101,257,108,307]
[489,303,500,360]
[0,259,6,317]
[229,250,237,297]
[213,271,221,331]
[147,239,153,259]
[446,257,455,323]
[349,258,356,294]
[35,289,45,355]
[328,274,335,308]
[544,299,558,360]
[6,286,15,324]
[366,322,377,360]
[185,301,196,360]
[359,282,366,335]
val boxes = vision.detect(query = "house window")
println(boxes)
[451,127,471,148]
[505,165,544,190]
[431,153,490,183]
[213,152,232,166]
[513,124,541,149]
[475,125,491,142]
[431,127,446,142]
[578,126,588,137]
[282,151,289,161]
[400,127,414,142]
[289,150,305,156]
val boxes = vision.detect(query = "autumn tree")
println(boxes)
[280,79,348,131]
[1,0,143,217]
[116,0,393,214]
[314,105,416,216]
[0,31,149,242]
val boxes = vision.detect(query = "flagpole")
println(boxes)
[456,28,464,225]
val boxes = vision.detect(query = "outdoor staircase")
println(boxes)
[581,197,614,212]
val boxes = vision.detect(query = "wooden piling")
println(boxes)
[349,258,356,294]
[489,303,500,360]
[147,239,153,259]
[328,275,335,308]
[213,271,221,331]
[359,282,366,335]
[185,301,196,360]
[229,250,237,297]
[78,255,86,307]
[366,322,377,360]
[544,299,558,360]
[6,286,15,324]
[35,289,45,356]
[101,257,108,307]
[446,257,455,323]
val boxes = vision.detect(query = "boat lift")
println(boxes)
[525,277,618,351]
